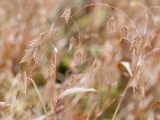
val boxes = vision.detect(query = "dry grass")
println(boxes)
[0,0,160,120]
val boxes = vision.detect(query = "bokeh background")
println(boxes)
[0,0,160,120]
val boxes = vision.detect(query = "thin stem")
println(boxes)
[67,3,142,40]
[111,79,131,120]
[28,78,47,114]
[71,18,81,43]
[133,1,155,24]
[29,63,36,75]
[49,23,55,36]
[131,2,156,34]
[49,3,142,42]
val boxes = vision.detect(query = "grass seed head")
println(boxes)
[107,16,117,32]
[60,7,71,23]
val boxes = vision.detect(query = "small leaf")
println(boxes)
[119,61,132,76]
[59,87,97,99]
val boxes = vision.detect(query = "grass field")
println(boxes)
[0,0,160,120]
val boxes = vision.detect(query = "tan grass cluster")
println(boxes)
[0,1,160,120]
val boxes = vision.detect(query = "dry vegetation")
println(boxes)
[0,0,160,120]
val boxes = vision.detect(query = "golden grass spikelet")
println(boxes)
[64,74,78,88]
[20,33,45,65]
[43,80,58,111]
[74,47,85,66]
[46,58,56,82]
[129,54,146,95]
[129,67,140,91]
[137,55,146,67]
[130,37,143,55]
[68,36,76,52]
[19,71,28,95]
[44,47,58,111]
[107,16,116,32]
[120,26,129,39]
[46,49,57,82]
[60,7,71,23]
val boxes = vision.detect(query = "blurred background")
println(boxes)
[0,0,160,120]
